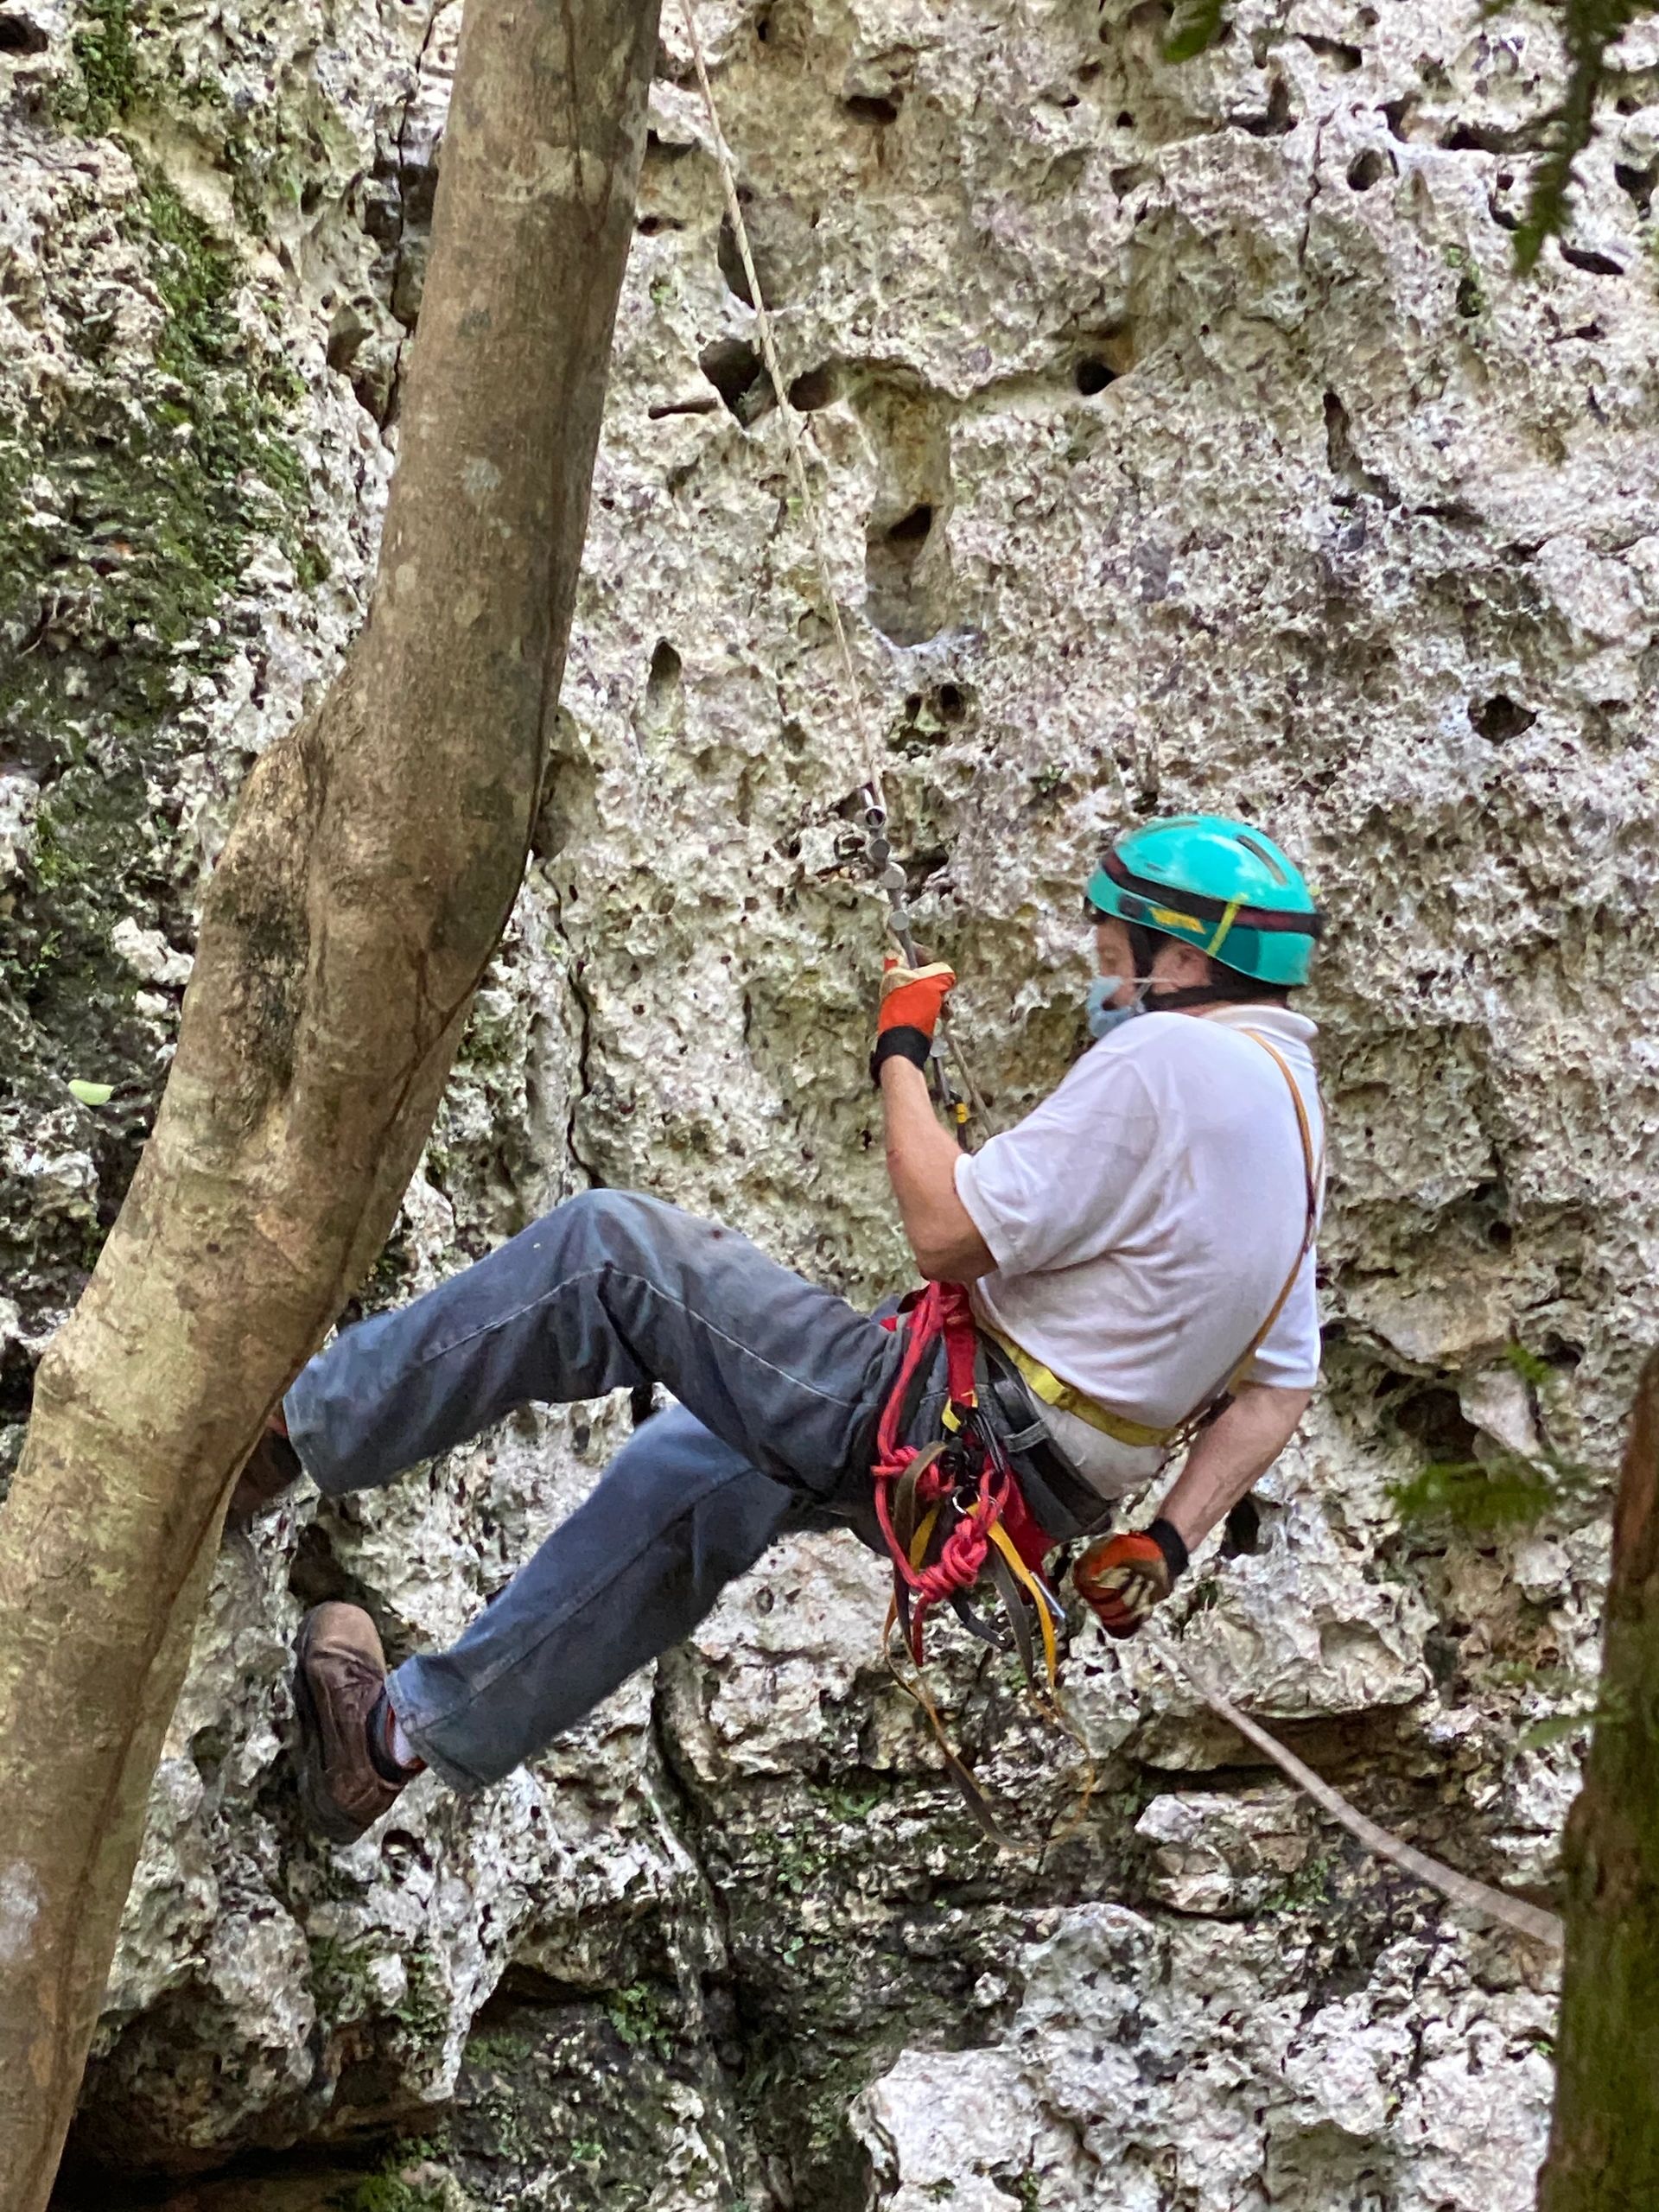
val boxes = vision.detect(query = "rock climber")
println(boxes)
[238,813,1325,1844]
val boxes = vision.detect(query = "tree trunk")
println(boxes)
[0,0,659,2196]
[1537,1350,1659,2209]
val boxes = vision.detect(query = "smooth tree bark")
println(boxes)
[1539,1350,1659,2209]
[0,0,660,2196]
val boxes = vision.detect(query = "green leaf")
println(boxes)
[1518,1712,1592,1751]
[67,1079,114,1106]
[1163,0,1229,63]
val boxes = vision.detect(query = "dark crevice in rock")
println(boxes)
[1235,71,1294,137]
[1323,390,1395,506]
[1616,160,1656,215]
[788,362,839,410]
[0,9,49,52]
[1560,242,1626,276]
[717,213,755,306]
[1298,35,1361,71]
[699,334,772,422]
[1472,693,1537,744]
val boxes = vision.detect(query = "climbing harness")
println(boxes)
[861,1279,1085,1843]
[675,2,1562,1941]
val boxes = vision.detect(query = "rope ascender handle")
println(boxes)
[863,791,968,1140]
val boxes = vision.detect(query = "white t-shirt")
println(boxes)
[954,1005,1324,1498]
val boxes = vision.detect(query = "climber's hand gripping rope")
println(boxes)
[1073,1521,1191,1639]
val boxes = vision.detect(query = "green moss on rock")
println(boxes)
[0,150,320,1420]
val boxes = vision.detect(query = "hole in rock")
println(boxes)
[1299,34,1361,68]
[0,1344,32,1422]
[1347,149,1390,191]
[1221,1494,1262,1558]
[699,335,766,417]
[1615,161,1656,214]
[638,213,683,236]
[788,362,838,410]
[326,316,367,375]
[1237,73,1294,136]
[1471,693,1536,742]
[631,1382,660,1427]
[716,213,754,304]
[936,682,967,719]
[1115,107,1135,125]
[1440,120,1517,154]
[1393,1385,1480,1463]
[1560,243,1625,276]
[288,1521,379,1617]
[1380,95,1415,142]
[867,498,950,646]
[1456,271,1484,317]
[1075,355,1116,394]
[0,11,48,52]
[845,92,899,125]
[755,3,771,37]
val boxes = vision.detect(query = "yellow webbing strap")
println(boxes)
[980,1325,1175,1450]
[907,1503,942,1569]
[1204,898,1244,961]
[1212,1032,1324,1403]
[987,1521,1058,1688]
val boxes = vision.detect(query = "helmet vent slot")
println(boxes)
[1234,830,1289,881]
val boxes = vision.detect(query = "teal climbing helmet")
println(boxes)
[1084,815,1323,987]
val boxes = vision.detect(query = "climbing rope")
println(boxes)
[675,0,1561,1955]
[676,0,966,1125]
[1141,1628,1564,1950]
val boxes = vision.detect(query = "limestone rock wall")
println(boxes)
[4,0,1657,2206]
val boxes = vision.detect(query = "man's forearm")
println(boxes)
[1156,1382,1312,1551]
[880,1058,995,1280]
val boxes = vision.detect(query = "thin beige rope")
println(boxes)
[676,0,885,822]
[1141,1627,1564,1951]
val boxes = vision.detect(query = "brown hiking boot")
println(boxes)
[227,1421,303,1528]
[293,1603,409,1844]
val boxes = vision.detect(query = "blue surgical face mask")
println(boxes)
[1085,976,1146,1039]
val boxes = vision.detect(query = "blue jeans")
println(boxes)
[285,1190,1100,1789]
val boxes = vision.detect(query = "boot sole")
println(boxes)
[292,1613,381,1847]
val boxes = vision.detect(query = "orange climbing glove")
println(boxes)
[879,957,956,1038]
[1074,1518,1189,1639]
[871,957,956,1084]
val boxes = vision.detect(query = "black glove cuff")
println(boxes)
[1147,1516,1190,1582]
[870,1026,932,1087]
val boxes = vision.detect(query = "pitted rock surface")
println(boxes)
[4,0,1651,2206]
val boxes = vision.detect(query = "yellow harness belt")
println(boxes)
[982,1029,1325,1459]
[980,1325,1178,1449]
